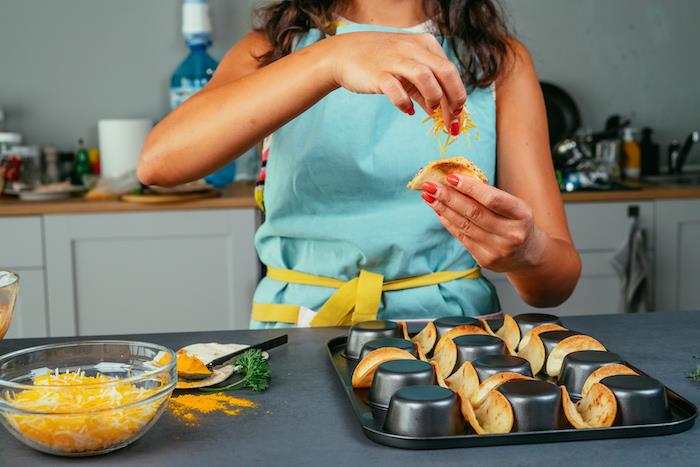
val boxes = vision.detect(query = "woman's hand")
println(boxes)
[421,174,550,273]
[327,32,466,133]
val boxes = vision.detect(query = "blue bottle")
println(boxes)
[170,0,236,187]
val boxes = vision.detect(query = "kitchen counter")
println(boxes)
[0,182,258,216]
[1,181,700,216]
[1,311,698,466]
[561,183,700,203]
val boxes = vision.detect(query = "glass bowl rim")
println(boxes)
[0,270,19,288]
[0,339,176,390]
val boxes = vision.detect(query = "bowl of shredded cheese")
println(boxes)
[0,340,176,456]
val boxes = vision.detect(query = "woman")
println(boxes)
[138,0,581,328]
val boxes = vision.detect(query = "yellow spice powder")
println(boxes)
[168,393,257,426]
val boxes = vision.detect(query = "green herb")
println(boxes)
[201,349,271,393]
[688,366,700,382]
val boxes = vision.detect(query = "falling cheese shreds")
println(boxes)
[3,370,171,454]
[423,105,477,155]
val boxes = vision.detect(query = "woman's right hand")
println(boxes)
[327,32,467,132]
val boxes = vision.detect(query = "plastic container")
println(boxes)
[170,0,237,187]
[623,128,641,179]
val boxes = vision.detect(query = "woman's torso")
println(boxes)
[252,20,500,328]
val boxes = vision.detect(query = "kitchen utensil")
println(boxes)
[433,315,482,339]
[558,351,625,397]
[472,354,533,381]
[205,333,288,369]
[359,338,417,360]
[513,313,562,337]
[453,334,507,370]
[497,380,563,432]
[0,340,176,456]
[98,119,152,178]
[369,360,436,409]
[540,82,581,147]
[346,321,403,359]
[326,325,697,448]
[602,375,670,425]
[176,334,287,382]
[0,271,19,339]
[383,385,464,436]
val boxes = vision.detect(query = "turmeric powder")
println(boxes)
[168,393,258,427]
[176,352,212,377]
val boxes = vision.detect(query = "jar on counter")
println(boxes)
[622,128,641,180]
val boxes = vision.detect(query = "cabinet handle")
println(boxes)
[627,205,640,218]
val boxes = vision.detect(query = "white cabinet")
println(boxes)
[5,269,48,338]
[485,201,655,316]
[44,209,259,337]
[0,217,49,338]
[654,199,700,312]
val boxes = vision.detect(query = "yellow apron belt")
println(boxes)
[252,266,481,327]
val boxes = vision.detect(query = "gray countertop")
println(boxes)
[1,311,699,466]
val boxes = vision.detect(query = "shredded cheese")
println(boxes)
[3,370,171,454]
[423,105,478,155]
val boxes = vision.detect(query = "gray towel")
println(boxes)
[611,217,651,313]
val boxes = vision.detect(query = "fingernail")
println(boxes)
[406,104,415,116]
[452,107,462,116]
[422,182,437,194]
[422,192,435,204]
[446,174,460,186]
[450,121,460,136]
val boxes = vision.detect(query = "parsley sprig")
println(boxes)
[202,349,271,393]
[687,356,700,382]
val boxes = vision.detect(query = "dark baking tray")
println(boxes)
[327,335,697,449]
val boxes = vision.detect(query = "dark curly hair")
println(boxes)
[254,0,512,89]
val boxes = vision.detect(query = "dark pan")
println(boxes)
[327,335,697,449]
[541,81,581,147]
[345,320,403,359]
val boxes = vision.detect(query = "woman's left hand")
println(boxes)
[421,174,549,273]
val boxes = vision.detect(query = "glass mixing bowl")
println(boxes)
[0,271,19,339]
[0,340,176,456]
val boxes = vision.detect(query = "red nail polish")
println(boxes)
[422,182,437,194]
[422,192,435,204]
[450,121,460,136]
[406,104,415,116]
[453,108,462,116]
[446,174,460,186]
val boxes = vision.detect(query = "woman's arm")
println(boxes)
[421,39,581,307]
[139,31,469,187]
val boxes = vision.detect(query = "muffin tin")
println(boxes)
[327,314,697,449]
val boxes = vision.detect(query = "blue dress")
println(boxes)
[251,20,499,329]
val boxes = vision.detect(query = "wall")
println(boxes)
[0,0,257,150]
[1,0,698,161]
[503,0,700,159]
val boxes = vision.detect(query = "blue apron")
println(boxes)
[251,20,499,329]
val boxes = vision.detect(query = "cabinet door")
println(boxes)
[44,209,259,336]
[655,199,700,312]
[484,201,655,316]
[3,269,48,338]
[485,252,623,316]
